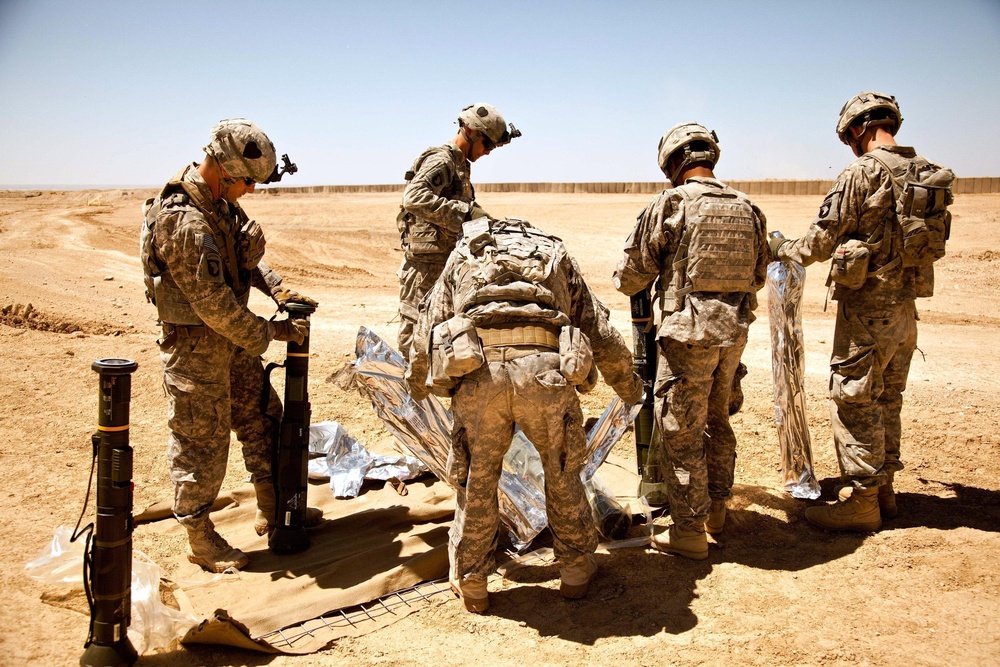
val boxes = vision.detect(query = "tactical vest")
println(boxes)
[397,145,474,260]
[140,174,248,325]
[868,148,954,297]
[452,219,568,316]
[658,182,759,314]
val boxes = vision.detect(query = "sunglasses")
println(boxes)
[479,134,496,152]
[242,177,255,186]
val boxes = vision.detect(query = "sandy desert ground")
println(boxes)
[1,187,998,666]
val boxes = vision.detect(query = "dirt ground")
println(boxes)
[1,187,998,666]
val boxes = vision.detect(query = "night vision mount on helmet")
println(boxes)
[457,103,521,148]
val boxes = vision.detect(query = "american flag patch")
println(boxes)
[202,234,220,254]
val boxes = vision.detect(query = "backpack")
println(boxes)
[869,149,954,269]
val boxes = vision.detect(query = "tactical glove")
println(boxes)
[238,220,266,271]
[468,202,491,221]
[272,286,319,312]
[768,231,789,261]
[269,318,309,345]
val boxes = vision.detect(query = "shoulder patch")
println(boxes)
[196,232,225,283]
[817,190,841,223]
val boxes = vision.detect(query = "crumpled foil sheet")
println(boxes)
[335,327,640,548]
[767,260,821,499]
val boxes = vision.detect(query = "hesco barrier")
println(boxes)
[261,177,1000,196]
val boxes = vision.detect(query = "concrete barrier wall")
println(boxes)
[263,177,999,196]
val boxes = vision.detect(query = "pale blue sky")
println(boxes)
[1,0,998,187]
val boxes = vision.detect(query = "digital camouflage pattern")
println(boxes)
[614,177,769,346]
[144,164,285,528]
[615,177,768,530]
[449,349,595,580]
[653,337,746,530]
[396,142,475,360]
[778,145,928,309]
[776,145,940,489]
[410,219,642,584]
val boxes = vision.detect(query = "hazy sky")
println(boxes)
[1,0,998,187]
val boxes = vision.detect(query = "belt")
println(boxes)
[161,323,207,339]
[483,345,557,362]
[476,323,560,350]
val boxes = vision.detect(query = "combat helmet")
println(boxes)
[204,118,277,184]
[458,103,521,148]
[836,91,902,146]
[657,123,721,184]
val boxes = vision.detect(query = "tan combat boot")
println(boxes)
[186,524,249,573]
[560,553,598,599]
[652,524,709,560]
[705,499,727,535]
[449,576,489,613]
[254,482,323,536]
[878,472,898,519]
[805,486,882,532]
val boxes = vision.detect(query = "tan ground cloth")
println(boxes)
[137,477,454,653]
[136,455,639,654]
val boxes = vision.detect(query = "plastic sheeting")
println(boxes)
[25,526,198,654]
[336,327,641,549]
[767,260,821,499]
[307,420,428,498]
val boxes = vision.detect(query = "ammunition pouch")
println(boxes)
[558,326,594,386]
[828,239,872,290]
[429,315,484,390]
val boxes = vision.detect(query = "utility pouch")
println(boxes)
[559,326,594,385]
[828,239,871,290]
[431,315,485,381]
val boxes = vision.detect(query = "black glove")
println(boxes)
[272,286,319,312]
[269,318,308,344]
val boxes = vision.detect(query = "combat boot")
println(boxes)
[449,576,489,613]
[652,524,709,560]
[705,499,727,535]
[253,482,324,536]
[805,486,882,532]
[560,553,598,599]
[878,472,898,519]
[186,524,249,573]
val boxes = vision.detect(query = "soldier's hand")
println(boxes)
[272,286,319,311]
[468,202,491,221]
[768,231,789,261]
[404,369,429,401]
[617,372,645,405]
[269,318,309,344]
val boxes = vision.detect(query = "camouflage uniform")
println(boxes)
[409,219,642,584]
[396,143,475,361]
[614,178,769,530]
[141,164,284,530]
[776,145,926,489]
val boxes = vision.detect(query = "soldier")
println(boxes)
[406,217,643,613]
[396,103,520,361]
[614,123,769,560]
[770,92,953,531]
[140,119,320,572]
